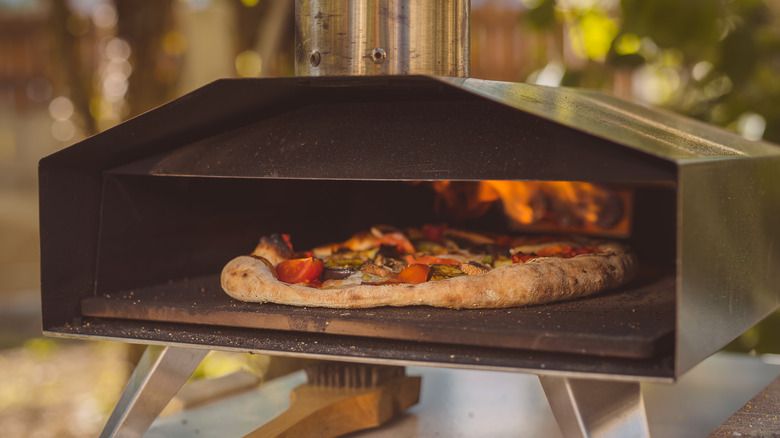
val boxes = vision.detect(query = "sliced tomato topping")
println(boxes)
[512,253,536,263]
[393,264,431,284]
[422,224,447,243]
[513,245,596,263]
[377,232,416,254]
[534,245,571,257]
[405,255,461,266]
[275,257,324,284]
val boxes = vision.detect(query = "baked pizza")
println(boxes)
[221,224,638,309]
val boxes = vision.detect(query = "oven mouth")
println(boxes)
[77,175,677,363]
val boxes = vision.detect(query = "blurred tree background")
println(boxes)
[3,0,777,146]
[470,0,780,143]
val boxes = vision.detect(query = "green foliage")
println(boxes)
[522,0,780,143]
[620,0,725,55]
[523,0,557,29]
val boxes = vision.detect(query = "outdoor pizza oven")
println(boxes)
[40,73,780,379]
[38,1,780,436]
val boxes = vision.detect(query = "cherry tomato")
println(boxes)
[394,264,430,284]
[276,257,324,284]
[405,255,461,266]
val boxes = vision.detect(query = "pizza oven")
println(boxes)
[38,1,780,437]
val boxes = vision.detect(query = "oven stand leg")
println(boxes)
[539,376,651,438]
[100,345,209,438]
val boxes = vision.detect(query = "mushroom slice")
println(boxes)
[359,262,394,278]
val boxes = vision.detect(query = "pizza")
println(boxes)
[220,224,638,309]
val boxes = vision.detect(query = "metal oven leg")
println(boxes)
[539,376,651,438]
[100,345,210,438]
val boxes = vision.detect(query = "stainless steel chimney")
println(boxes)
[295,0,470,77]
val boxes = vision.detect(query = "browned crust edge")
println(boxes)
[220,243,638,309]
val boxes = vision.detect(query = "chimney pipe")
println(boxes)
[295,0,470,77]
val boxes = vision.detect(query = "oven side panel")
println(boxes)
[677,156,780,375]
[39,164,103,328]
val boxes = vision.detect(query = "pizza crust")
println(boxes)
[220,243,638,309]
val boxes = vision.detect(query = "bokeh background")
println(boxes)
[1,0,780,436]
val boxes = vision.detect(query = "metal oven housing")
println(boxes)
[39,75,780,382]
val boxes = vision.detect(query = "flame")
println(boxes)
[479,181,545,224]
[431,180,631,236]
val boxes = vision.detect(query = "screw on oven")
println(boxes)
[310,50,321,67]
[371,48,387,64]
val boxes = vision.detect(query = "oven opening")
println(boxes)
[81,174,677,367]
